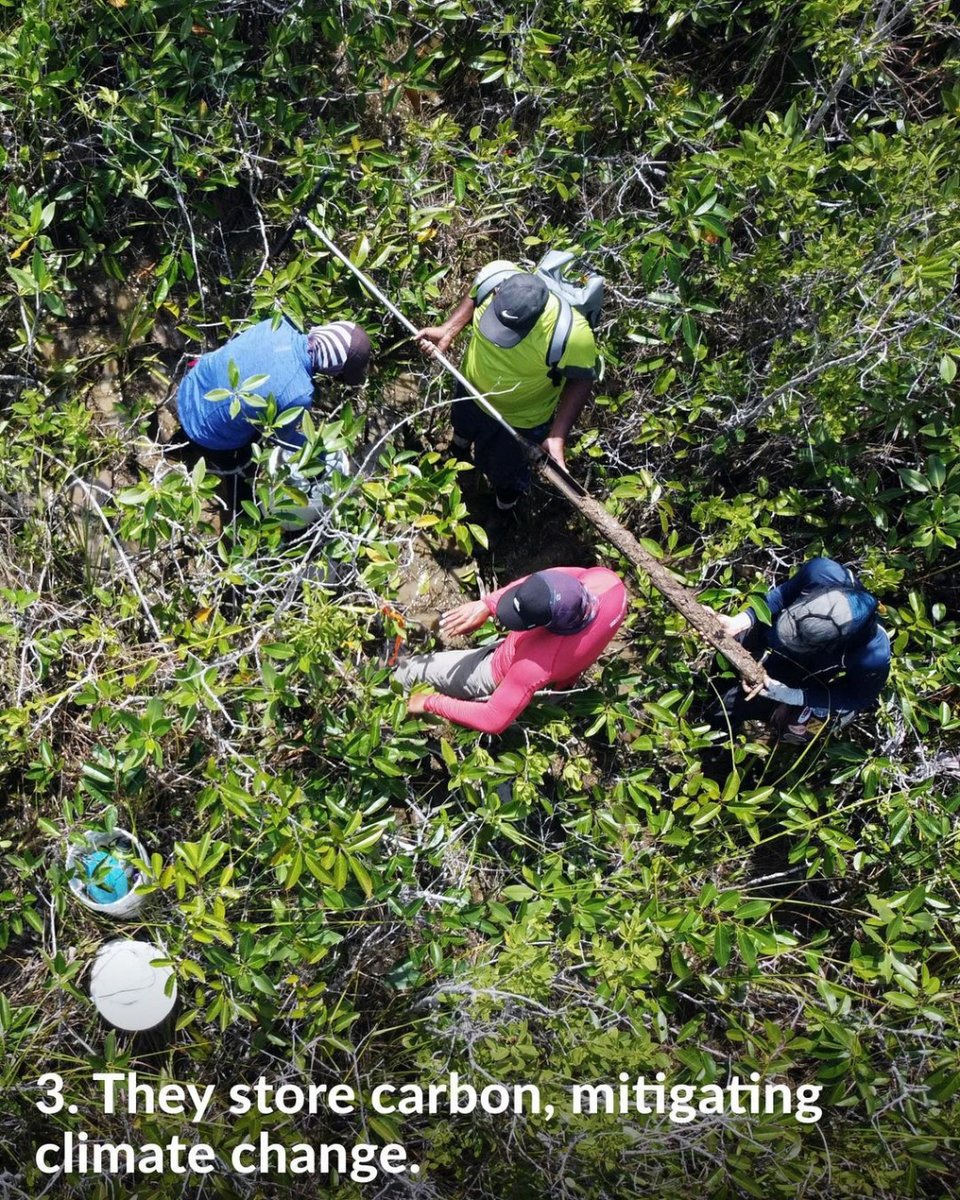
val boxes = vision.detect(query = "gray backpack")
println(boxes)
[775,583,879,658]
[474,251,604,377]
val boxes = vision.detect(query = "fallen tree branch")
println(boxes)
[540,458,765,686]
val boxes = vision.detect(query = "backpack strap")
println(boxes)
[473,266,519,308]
[546,296,573,383]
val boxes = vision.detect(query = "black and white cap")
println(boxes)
[307,321,371,384]
[495,570,598,635]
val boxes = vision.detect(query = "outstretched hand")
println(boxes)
[439,599,490,639]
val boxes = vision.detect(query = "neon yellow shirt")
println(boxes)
[462,260,597,429]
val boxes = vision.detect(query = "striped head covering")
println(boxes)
[307,321,371,384]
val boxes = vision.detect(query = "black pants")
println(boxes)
[708,622,795,734]
[451,394,549,501]
[165,388,254,519]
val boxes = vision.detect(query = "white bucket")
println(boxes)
[65,828,150,918]
[89,939,177,1032]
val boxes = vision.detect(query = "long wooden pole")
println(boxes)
[304,218,765,688]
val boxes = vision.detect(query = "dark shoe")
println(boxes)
[780,718,828,746]
[482,505,521,550]
[768,702,804,737]
[494,488,522,511]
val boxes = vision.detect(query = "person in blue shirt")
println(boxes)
[710,557,891,741]
[176,317,371,452]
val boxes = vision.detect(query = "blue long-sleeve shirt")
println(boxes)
[744,557,891,714]
[177,318,313,451]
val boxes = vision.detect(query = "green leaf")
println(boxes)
[349,855,373,898]
[116,486,152,505]
[352,235,372,268]
[714,922,731,967]
[81,762,113,785]
[747,597,772,625]
[501,884,535,901]
[899,468,929,493]
[23,907,44,934]
[250,973,277,996]
[653,367,676,395]
[737,928,758,968]
[926,455,946,488]
[884,991,918,1009]
[239,374,270,392]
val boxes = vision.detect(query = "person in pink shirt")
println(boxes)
[396,566,628,734]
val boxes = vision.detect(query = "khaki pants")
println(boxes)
[394,642,501,699]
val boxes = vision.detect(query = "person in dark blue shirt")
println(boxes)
[710,557,891,740]
[176,317,370,452]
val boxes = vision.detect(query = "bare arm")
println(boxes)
[415,293,475,358]
[543,378,593,470]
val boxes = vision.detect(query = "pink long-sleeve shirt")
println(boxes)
[423,566,628,734]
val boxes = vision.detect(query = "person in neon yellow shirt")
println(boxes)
[416,260,598,510]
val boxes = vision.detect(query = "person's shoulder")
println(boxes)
[479,258,518,276]
[580,566,626,595]
[471,260,519,295]
[237,315,279,335]
[865,622,891,665]
[569,307,595,338]
[580,564,623,582]
[226,315,285,349]
[847,621,891,673]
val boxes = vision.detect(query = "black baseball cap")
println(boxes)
[478,274,549,348]
[496,570,596,635]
